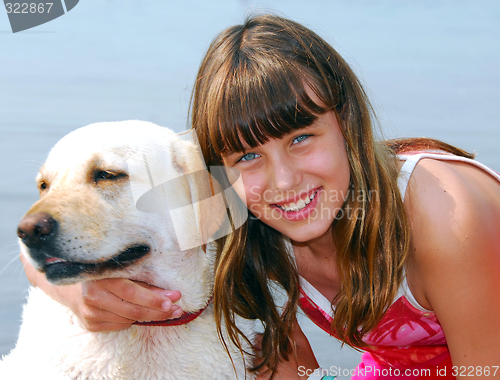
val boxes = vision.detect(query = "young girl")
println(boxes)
[189,14,500,379]
[23,14,500,380]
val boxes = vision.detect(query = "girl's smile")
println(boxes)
[222,110,350,244]
[270,187,321,221]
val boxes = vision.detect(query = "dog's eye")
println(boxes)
[37,181,48,193]
[94,171,128,183]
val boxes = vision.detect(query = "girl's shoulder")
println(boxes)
[403,155,500,310]
[403,157,500,367]
[405,156,500,234]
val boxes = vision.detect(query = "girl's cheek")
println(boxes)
[231,182,247,205]
[248,183,267,202]
[224,166,248,203]
[237,174,262,203]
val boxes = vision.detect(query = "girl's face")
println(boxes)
[222,110,351,245]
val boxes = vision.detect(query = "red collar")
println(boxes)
[133,296,213,327]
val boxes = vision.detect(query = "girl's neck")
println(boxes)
[291,230,341,302]
[291,227,336,260]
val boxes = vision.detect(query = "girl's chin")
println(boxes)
[275,221,334,244]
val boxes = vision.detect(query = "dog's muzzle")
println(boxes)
[17,212,151,282]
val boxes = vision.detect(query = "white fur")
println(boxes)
[0,121,255,380]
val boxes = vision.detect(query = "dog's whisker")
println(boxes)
[109,257,127,268]
[16,159,45,166]
[15,159,46,173]
[0,254,31,290]
[0,256,22,277]
[0,248,25,278]
[0,242,22,251]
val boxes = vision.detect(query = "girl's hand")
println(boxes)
[21,253,182,332]
[255,319,319,380]
[72,279,182,331]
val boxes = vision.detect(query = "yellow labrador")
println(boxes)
[0,121,254,380]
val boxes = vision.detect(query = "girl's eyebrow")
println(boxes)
[220,149,242,159]
[222,141,253,156]
[221,150,247,162]
[221,151,246,166]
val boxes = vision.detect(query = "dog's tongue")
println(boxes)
[46,257,64,264]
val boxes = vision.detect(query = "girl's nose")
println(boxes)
[272,159,302,190]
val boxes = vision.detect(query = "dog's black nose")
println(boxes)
[17,212,57,247]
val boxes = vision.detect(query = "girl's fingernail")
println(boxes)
[172,308,183,318]
[161,300,172,310]
[160,291,178,298]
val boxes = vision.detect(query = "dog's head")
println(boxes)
[18,121,229,311]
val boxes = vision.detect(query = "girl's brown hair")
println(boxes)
[191,14,473,374]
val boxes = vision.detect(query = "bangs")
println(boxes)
[210,53,328,155]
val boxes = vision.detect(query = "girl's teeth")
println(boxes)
[279,191,317,212]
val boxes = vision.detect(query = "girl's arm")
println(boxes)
[406,158,500,375]
[21,253,182,332]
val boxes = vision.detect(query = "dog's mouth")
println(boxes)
[43,244,151,282]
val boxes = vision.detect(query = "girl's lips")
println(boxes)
[273,188,320,208]
[271,188,322,221]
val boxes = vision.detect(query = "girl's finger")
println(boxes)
[102,279,181,312]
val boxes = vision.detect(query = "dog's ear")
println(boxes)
[171,140,228,251]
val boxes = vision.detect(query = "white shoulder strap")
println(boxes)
[398,152,500,201]
[397,154,424,200]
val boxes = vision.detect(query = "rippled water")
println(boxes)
[1,0,499,374]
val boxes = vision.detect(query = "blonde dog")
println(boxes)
[0,121,254,380]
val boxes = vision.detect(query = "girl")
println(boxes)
[189,14,500,379]
[23,14,500,380]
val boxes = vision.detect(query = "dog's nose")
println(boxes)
[17,212,57,247]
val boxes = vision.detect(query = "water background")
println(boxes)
[1,0,499,375]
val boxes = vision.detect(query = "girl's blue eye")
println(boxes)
[292,134,310,144]
[239,152,260,162]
